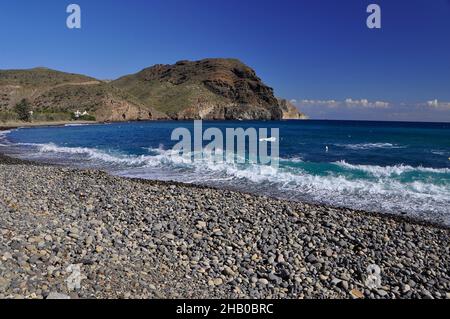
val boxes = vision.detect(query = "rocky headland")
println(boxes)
[0,59,306,123]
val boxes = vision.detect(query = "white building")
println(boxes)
[74,110,89,118]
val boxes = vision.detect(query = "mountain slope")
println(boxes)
[113,58,305,120]
[1,60,306,122]
[0,68,167,121]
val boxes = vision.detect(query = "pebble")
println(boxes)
[340,281,349,290]
[0,278,10,292]
[331,278,342,286]
[350,289,364,299]
[402,284,411,293]
[196,221,207,229]
[258,279,269,285]
[210,278,223,286]
[223,266,235,277]
[0,158,448,299]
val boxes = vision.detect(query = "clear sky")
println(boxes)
[0,0,449,121]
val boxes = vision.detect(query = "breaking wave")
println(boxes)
[0,130,11,139]
[7,142,445,224]
[0,114,446,227]
[335,160,450,177]
[0,130,12,146]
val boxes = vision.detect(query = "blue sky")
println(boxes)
[0,0,449,121]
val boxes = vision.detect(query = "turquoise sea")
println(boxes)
[1,120,449,225]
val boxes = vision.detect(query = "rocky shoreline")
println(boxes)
[0,154,449,299]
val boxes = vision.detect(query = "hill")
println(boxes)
[112,58,305,120]
[0,60,306,122]
[0,68,166,122]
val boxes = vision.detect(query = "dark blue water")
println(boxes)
[1,120,449,224]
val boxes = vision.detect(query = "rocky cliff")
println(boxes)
[113,58,305,120]
[278,99,308,120]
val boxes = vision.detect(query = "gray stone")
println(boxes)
[0,278,10,292]
[306,254,317,263]
[335,279,348,290]
[258,278,269,285]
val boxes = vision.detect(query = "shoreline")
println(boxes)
[1,122,448,231]
[0,152,449,299]
[1,124,449,230]
[75,172,450,231]
[0,150,448,231]
[0,120,99,131]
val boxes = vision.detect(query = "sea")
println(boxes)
[1,120,449,225]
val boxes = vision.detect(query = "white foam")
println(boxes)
[0,130,12,145]
[281,156,303,163]
[431,150,446,156]
[37,143,149,166]
[0,130,11,137]
[36,142,450,179]
[335,160,450,177]
[36,143,193,168]
[12,141,450,222]
[336,143,405,150]
[162,151,449,218]
[145,148,449,197]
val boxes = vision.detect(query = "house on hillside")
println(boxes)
[74,110,89,118]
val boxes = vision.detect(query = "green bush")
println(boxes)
[70,113,96,121]
[78,114,96,121]
[14,99,32,122]
[33,112,72,122]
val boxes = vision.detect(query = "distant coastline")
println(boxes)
[0,118,309,132]
[0,59,306,123]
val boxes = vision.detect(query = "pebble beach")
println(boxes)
[0,153,449,299]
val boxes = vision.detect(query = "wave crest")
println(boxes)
[336,143,405,150]
[6,141,449,224]
[335,160,450,177]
